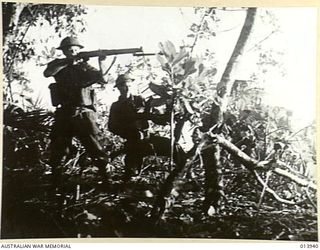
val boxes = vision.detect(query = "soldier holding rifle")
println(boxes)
[44,36,141,186]
[108,74,186,181]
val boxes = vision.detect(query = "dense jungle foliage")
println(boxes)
[2,3,317,240]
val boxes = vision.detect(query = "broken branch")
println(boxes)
[210,134,316,190]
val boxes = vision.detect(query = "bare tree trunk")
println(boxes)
[217,8,257,111]
[202,8,257,212]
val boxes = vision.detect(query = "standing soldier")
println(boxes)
[108,74,186,181]
[44,36,109,186]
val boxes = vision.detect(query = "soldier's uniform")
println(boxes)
[108,75,186,180]
[44,37,108,184]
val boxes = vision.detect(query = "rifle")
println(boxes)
[44,47,144,77]
[133,52,164,57]
[76,47,143,59]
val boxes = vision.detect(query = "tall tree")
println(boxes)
[198,8,257,212]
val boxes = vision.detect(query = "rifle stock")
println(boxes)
[77,47,143,59]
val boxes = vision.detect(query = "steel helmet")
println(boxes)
[57,36,84,50]
[115,74,134,88]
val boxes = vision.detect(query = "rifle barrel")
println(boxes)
[77,47,143,58]
[133,52,164,57]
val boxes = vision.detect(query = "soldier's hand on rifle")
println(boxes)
[98,55,107,61]
[80,56,90,62]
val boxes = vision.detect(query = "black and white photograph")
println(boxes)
[1,2,318,241]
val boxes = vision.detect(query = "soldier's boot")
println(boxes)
[94,156,110,185]
[123,152,144,182]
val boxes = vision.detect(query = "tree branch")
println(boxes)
[210,134,268,169]
[210,136,296,205]
[257,170,272,208]
[246,30,278,52]
[273,167,316,190]
[190,8,213,54]
[253,170,296,205]
[211,134,317,190]
[305,188,317,210]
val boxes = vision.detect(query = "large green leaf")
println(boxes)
[182,60,197,76]
[198,63,205,76]
[157,54,169,70]
[149,82,170,98]
[201,67,217,78]
[172,48,189,66]
[159,41,177,62]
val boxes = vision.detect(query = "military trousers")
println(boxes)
[49,107,108,180]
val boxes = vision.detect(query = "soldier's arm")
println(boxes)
[108,104,119,134]
[98,56,113,83]
[108,103,141,138]
[79,62,106,87]
[43,59,70,77]
[79,57,112,87]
